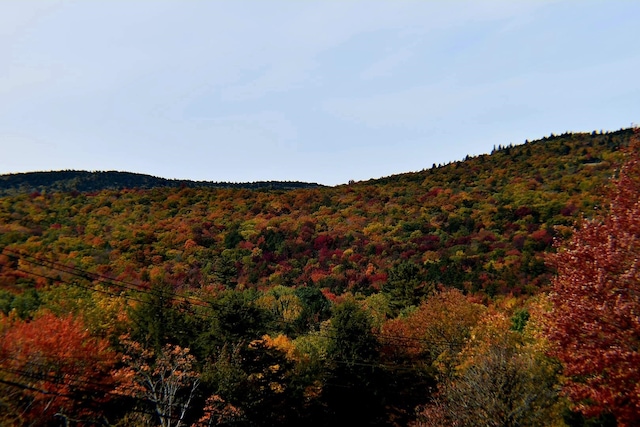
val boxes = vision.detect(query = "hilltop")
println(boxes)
[0,170,324,196]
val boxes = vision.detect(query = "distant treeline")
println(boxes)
[0,170,324,196]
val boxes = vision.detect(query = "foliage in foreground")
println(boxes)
[546,132,640,426]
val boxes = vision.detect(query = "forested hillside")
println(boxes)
[0,170,323,196]
[0,128,637,426]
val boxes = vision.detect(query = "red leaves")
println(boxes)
[546,132,640,426]
[0,311,118,423]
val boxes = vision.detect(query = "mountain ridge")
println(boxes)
[2,128,631,196]
[0,169,325,196]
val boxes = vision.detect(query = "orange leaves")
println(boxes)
[1,311,115,374]
[381,289,485,370]
[116,336,200,427]
[0,311,118,422]
[416,310,560,427]
[260,334,298,362]
[194,394,245,427]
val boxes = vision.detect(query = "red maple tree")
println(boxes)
[546,131,640,425]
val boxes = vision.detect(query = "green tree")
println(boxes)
[129,282,190,351]
[324,299,385,425]
[0,287,40,319]
[382,261,432,315]
[196,290,272,356]
[214,252,239,288]
[293,285,331,332]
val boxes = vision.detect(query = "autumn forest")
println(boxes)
[1,128,639,426]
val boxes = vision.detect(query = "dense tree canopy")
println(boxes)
[0,312,119,425]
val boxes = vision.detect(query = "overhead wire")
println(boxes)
[0,365,177,425]
[0,246,472,361]
[0,198,491,423]
[2,246,209,307]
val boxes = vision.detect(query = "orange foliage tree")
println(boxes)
[381,288,485,374]
[546,132,640,426]
[414,312,560,427]
[116,337,200,427]
[0,311,119,425]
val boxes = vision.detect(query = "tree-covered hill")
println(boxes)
[0,129,634,299]
[0,170,324,196]
[0,127,637,426]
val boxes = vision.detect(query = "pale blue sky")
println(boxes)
[1,1,638,186]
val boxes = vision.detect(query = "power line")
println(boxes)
[0,251,464,424]
[1,246,473,351]
[12,265,148,305]
[0,366,173,425]
[2,246,210,307]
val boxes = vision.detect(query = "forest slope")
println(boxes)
[0,128,633,299]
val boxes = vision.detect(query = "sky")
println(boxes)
[1,1,638,186]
